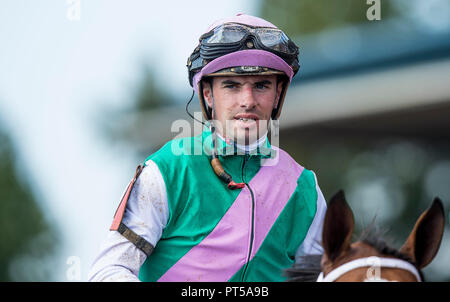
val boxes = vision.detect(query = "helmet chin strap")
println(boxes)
[208,93,246,190]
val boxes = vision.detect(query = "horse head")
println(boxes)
[286,190,445,282]
[320,190,445,281]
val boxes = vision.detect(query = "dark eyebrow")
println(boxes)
[220,79,273,86]
[254,80,272,86]
[220,79,241,86]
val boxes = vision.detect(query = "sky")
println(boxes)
[0,0,258,281]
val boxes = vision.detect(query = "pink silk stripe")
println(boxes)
[158,147,303,282]
[249,148,304,259]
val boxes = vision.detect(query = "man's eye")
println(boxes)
[256,83,269,89]
[224,84,236,89]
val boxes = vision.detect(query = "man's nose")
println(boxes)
[240,85,257,109]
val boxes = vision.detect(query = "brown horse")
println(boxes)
[286,190,445,282]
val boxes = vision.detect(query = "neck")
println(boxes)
[210,125,268,153]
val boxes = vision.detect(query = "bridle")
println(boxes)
[316,256,422,282]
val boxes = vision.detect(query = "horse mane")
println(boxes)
[284,225,425,282]
[358,224,425,281]
[358,225,413,264]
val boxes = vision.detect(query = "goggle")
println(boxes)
[199,22,298,57]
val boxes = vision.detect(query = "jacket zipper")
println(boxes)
[241,153,255,281]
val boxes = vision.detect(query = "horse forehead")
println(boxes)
[322,241,380,274]
[350,241,381,255]
[337,241,383,263]
[335,267,418,282]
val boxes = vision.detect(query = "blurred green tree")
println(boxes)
[132,64,176,111]
[0,119,59,281]
[99,62,181,159]
[259,0,398,36]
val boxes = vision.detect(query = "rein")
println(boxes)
[316,256,421,282]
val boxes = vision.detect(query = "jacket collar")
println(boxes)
[202,124,275,158]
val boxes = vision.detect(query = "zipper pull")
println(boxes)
[244,152,250,162]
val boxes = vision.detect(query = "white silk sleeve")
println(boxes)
[295,171,326,261]
[88,160,169,281]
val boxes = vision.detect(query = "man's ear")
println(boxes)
[202,80,213,109]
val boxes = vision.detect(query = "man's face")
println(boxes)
[202,75,283,145]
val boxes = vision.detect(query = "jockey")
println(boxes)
[89,13,326,282]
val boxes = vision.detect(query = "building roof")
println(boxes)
[282,19,450,137]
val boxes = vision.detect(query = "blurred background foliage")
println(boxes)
[132,64,176,112]
[0,119,59,281]
[99,62,179,160]
[259,0,398,35]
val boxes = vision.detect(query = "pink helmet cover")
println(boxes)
[193,49,294,93]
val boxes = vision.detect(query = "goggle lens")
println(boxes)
[204,24,247,44]
[202,23,295,55]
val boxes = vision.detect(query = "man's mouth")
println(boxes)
[236,118,257,122]
[233,113,260,123]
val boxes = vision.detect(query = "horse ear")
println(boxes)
[400,198,445,269]
[322,190,354,262]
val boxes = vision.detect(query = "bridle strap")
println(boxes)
[316,256,421,282]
